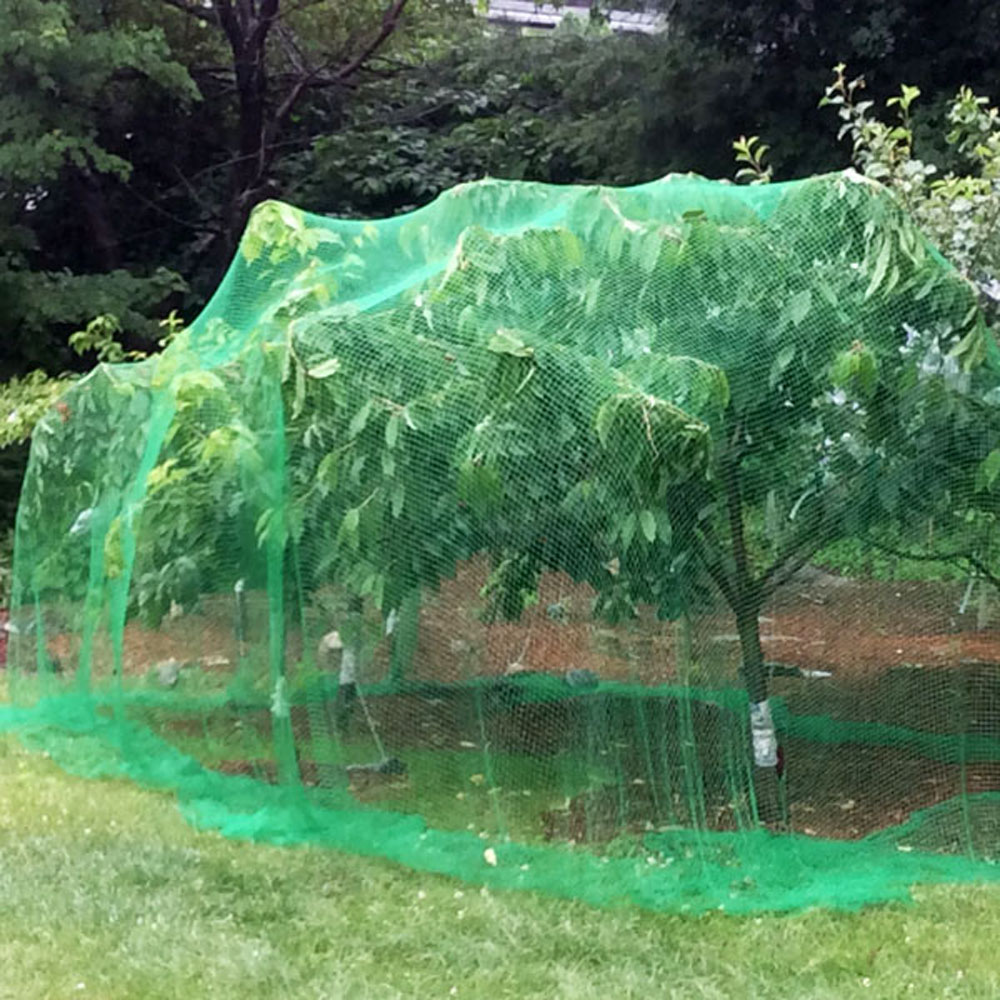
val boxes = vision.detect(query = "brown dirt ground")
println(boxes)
[41,559,1000,685]
[33,559,1000,844]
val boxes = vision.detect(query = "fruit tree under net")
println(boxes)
[9,170,1000,914]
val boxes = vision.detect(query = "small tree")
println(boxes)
[19,164,996,826]
[241,180,994,816]
[739,69,1000,588]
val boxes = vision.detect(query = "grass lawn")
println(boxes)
[1,736,999,999]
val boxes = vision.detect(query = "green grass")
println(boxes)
[1,740,1000,1000]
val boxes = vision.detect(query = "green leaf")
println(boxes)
[855,351,878,397]
[391,481,405,518]
[950,319,988,371]
[817,282,838,307]
[595,399,617,449]
[559,229,584,267]
[385,413,401,450]
[254,509,273,547]
[865,237,892,300]
[769,344,796,388]
[457,304,477,337]
[276,201,304,231]
[292,363,305,420]
[638,231,662,274]
[558,412,576,445]
[317,451,338,490]
[655,509,673,549]
[979,449,1000,491]
[606,224,625,264]
[340,508,360,550]
[831,351,855,387]
[308,358,342,379]
[789,290,812,327]
[620,511,637,549]
[639,509,656,543]
[241,233,263,264]
[913,274,939,301]
[349,400,372,438]
[488,328,533,358]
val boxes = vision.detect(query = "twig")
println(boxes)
[865,536,1000,589]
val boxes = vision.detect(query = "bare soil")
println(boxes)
[34,558,1000,844]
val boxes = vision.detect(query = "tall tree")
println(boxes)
[662,0,1000,177]
[0,0,198,374]
[157,0,454,259]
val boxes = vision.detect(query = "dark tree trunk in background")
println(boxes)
[76,170,121,272]
[160,0,410,266]
[214,0,280,259]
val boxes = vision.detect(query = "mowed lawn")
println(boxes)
[0,736,999,1000]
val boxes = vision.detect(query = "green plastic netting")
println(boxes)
[9,170,1000,914]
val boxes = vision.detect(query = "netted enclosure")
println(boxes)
[9,171,1000,913]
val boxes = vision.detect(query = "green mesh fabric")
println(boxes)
[8,170,1000,914]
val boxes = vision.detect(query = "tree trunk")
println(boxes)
[722,434,781,824]
[734,597,780,823]
[735,602,767,704]
[76,170,120,271]
[227,49,269,248]
[215,0,280,263]
[164,0,410,269]
[674,612,694,677]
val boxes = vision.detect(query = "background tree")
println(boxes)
[0,0,196,375]
[662,0,1000,177]
[154,0,464,262]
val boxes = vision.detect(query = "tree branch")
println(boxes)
[757,456,883,600]
[334,0,409,82]
[250,0,281,51]
[864,537,1000,590]
[700,552,736,608]
[124,182,222,235]
[720,423,760,611]
[272,0,326,22]
[758,526,838,599]
[260,0,408,174]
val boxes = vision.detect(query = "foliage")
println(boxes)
[735,68,1000,596]
[0,0,195,372]
[0,371,72,451]
[5,0,1000,406]
[9,2,1000,667]
[732,136,772,186]
[153,0,466,257]
[36,178,992,720]
[665,0,1000,177]
[817,65,1000,321]
[284,19,665,216]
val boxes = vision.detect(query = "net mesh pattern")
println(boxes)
[8,171,1000,913]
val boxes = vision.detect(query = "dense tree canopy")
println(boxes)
[4,0,1000,566]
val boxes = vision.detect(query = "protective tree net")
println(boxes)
[9,171,1000,914]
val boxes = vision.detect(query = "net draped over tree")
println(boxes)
[8,171,1000,913]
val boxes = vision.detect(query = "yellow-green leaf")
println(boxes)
[639,509,656,543]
